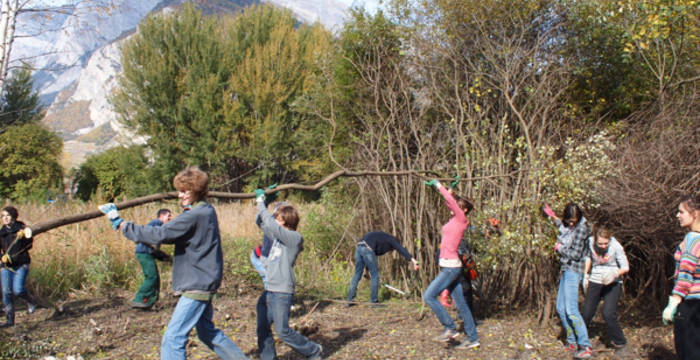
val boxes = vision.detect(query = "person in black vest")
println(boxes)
[345,231,419,306]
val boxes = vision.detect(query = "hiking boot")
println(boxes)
[434,328,459,342]
[574,346,593,359]
[613,343,629,357]
[308,344,323,360]
[455,339,480,349]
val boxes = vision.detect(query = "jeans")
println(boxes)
[581,282,625,345]
[423,267,479,342]
[556,270,591,348]
[346,245,379,303]
[250,250,267,285]
[256,291,320,360]
[161,296,248,360]
[1,265,29,306]
[134,253,160,307]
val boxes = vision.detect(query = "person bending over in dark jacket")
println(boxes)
[345,231,419,306]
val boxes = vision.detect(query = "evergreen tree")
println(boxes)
[0,65,44,129]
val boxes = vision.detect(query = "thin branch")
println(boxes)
[28,169,521,236]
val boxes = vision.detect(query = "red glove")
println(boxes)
[440,289,452,307]
[254,245,262,258]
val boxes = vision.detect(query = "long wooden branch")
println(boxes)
[28,169,513,236]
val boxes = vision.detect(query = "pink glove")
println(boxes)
[554,242,562,252]
[543,203,556,218]
[440,290,452,308]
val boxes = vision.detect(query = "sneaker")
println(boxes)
[434,328,459,342]
[574,346,593,359]
[455,339,480,349]
[564,343,577,352]
[130,301,149,309]
[308,344,323,360]
[27,303,37,314]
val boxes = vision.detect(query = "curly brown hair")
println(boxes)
[173,167,208,202]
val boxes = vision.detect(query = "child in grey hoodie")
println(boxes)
[253,190,322,360]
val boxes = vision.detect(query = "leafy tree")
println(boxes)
[0,123,62,200]
[113,4,334,191]
[0,65,43,129]
[74,145,153,201]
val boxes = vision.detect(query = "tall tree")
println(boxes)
[0,64,42,128]
[113,4,333,191]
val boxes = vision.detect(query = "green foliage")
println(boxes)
[113,3,335,191]
[74,145,154,201]
[0,123,63,200]
[300,185,357,257]
[82,246,136,294]
[222,235,261,286]
[0,65,44,128]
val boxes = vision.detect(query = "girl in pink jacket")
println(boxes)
[422,179,480,350]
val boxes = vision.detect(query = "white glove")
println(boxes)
[98,203,120,220]
[662,296,681,325]
[23,227,32,238]
[582,274,590,294]
[602,269,619,285]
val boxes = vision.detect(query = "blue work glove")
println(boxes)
[264,184,278,206]
[449,175,460,189]
[254,189,266,203]
[662,296,681,325]
[98,203,123,230]
[423,179,442,188]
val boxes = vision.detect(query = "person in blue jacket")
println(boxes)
[99,167,248,360]
[131,208,172,309]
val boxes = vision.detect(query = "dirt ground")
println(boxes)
[0,283,678,360]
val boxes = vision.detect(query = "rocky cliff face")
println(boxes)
[13,0,352,169]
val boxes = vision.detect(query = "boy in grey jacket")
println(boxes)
[253,189,322,360]
[100,167,248,360]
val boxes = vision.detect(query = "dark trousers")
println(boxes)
[674,299,700,360]
[581,282,626,345]
[133,253,159,308]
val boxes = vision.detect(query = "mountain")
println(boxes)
[13,0,353,169]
